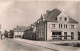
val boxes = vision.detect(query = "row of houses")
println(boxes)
[13,8,79,41]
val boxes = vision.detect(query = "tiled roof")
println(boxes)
[68,17,78,23]
[13,26,27,32]
[43,8,78,23]
[45,8,61,22]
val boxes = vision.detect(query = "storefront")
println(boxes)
[52,32,62,40]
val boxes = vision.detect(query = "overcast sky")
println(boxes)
[0,0,79,33]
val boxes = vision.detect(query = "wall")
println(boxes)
[47,22,78,41]
[14,32,24,38]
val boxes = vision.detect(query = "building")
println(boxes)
[13,26,27,38]
[23,8,79,41]
[23,24,36,40]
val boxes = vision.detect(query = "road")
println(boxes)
[0,39,53,51]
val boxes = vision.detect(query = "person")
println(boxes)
[1,34,2,40]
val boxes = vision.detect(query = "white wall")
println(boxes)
[14,32,24,38]
[47,22,78,41]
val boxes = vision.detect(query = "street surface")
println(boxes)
[0,39,53,51]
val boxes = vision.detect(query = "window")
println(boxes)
[52,24,55,28]
[64,24,65,28]
[59,24,62,28]
[40,32,44,37]
[50,24,55,28]
[59,17,62,20]
[65,18,67,21]
[61,24,62,28]
[59,24,60,28]
[66,24,67,28]
[71,32,74,40]
[71,25,74,28]
[64,24,67,28]
[64,32,67,40]
[43,19,45,21]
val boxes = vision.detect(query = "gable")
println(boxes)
[44,8,78,23]
[57,12,69,23]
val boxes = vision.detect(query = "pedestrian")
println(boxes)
[1,34,2,40]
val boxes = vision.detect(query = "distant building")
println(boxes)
[13,26,27,38]
[23,8,79,41]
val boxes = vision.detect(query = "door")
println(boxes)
[64,32,67,40]
[71,32,74,40]
[78,32,80,40]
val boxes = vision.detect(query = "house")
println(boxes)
[23,8,78,41]
[23,24,36,40]
[37,9,78,40]
[13,26,27,38]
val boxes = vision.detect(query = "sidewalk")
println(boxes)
[14,38,80,51]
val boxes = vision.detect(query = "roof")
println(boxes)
[43,8,78,23]
[68,17,78,23]
[13,26,27,32]
[45,8,61,22]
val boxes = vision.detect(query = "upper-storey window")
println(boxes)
[64,24,67,28]
[66,24,67,28]
[50,24,55,28]
[52,24,55,28]
[65,17,67,21]
[59,17,62,21]
[59,24,62,28]
[71,25,74,28]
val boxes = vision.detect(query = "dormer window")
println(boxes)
[59,17,62,21]
[65,17,67,21]
[56,17,57,20]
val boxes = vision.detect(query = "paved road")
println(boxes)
[0,39,53,51]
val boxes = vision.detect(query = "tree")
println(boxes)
[4,30,8,38]
[9,30,14,38]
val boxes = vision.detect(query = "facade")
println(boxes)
[23,24,36,40]
[36,16,45,40]
[23,8,78,41]
[46,12,78,41]
[13,26,27,38]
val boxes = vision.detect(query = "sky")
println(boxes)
[0,0,79,33]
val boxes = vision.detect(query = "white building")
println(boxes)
[46,9,78,41]
[13,26,27,38]
[34,8,78,41]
